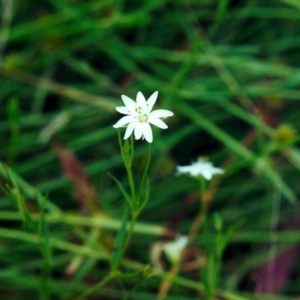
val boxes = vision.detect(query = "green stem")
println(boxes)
[117,131,137,205]
[199,176,206,212]
[111,212,138,272]
[125,164,136,206]
[129,134,134,166]
[117,130,126,162]
[188,176,207,245]
[122,212,138,253]
[0,211,168,236]
[138,143,151,207]
[122,271,145,300]
[74,271,117,300]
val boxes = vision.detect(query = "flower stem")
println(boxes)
[158,263,180,300]
[199,176,206,210]
[138,143,151,207]
[188,177,206,245]
[117,130,137,206]
[122,211,138,255]
[125,164,137,206]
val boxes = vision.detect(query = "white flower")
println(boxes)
[176,158,224,180]
[113,91,174,143]
[163,235,188,264]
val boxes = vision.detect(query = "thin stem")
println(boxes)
[74,271,117,300]
[199,176,206,210]
[0,211,169,236]
[188,210,203,246]
[138,143,152,206]
[110,211,139,272]
[125,164,136,206]
[129,134,134,166]
[126,136,136,204]
[117,131,136,205]
[117,130,127,163]
[122,212,138,253]
[188,177,206,245]
[122,270,145,300]
[158,263,180,300]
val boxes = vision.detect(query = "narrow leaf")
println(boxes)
[108,173,133,211]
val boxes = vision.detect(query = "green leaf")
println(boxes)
[38,197,52,299]
[108,173,133,211]
[178,102,255,161]
[280,0,300,9]
[0,162,60,212]
[8,184,36,231]
[256,159,296,204]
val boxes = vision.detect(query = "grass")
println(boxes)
[1,0,300,299]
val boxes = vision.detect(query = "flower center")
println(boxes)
[138,114,148,123]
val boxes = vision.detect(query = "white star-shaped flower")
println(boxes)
[113,91,174,143]
[176,158,224,180]
[163,235,188,264]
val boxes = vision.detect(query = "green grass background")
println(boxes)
[1,0,300,299]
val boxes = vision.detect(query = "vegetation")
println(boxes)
[1,0,300,299]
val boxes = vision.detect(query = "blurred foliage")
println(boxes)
[1,0,300,299]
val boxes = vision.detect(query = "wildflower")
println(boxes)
[113,91,174,143]
[163,235,188,264]
[176,158,224,180]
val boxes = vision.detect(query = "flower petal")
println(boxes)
[136,91,146,107]
[121,94,136,111]
[202,170,212,180]
[148,116,168,129]
[116,106,129,114]
[124,122,137,139]
[134,123,144,140]
[143,122,153,143]
[176,159,224,180]
[145,91,158,113]
[150,109,174,119]
[113,116,135,128]
[176,165,192,175]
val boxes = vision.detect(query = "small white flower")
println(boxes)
[163,235,188,264]
[113,91,174,143]
[176,158,224,180]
